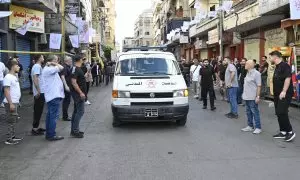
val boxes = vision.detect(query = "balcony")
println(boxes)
[230,0,257,14]
[12,0,57,13]
[258,0,289,15]
[193,17,219,37]
[223,2,285,32]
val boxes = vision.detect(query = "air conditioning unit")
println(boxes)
[38,34,47,44]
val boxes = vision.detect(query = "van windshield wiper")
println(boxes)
[142,72,173,75]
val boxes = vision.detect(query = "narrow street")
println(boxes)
[0,85,300,180]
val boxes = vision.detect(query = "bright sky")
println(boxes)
[115,0,152,45]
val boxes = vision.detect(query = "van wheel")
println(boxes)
[112,117,121,127]
[176,116,187,126]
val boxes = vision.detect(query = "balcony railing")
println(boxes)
[231,0,257,13]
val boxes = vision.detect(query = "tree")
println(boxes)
[103,45,113,60]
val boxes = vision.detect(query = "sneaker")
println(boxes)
[12,136,23,141]
[241,126,254,132]
[70,131,84,135]
[62,117,71,121]
[46,136,64,141]
[193,95,198,99]
[227,114,238,119]
[85,100,91,105]
[211,107,216,111]
[202,106,207,109]
[0,103,4,108]
[253,128,262,134]
[273,132,286,139]
[225,112,233,116]
[285,132,296,142]
[38,128,46,132]
[5,139,19,145]
[32,129,44,136]
[70,132,84,138]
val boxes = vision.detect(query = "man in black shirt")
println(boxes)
[200,59,216,110]
[61,56,73,121]
[260,56,269,98]
[269,51,296,142]
[238,58,247,104]
[70,54,86,138]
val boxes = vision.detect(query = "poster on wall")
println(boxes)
[9,5,45,33]
[49,33,62,50]
[77,20,89,44]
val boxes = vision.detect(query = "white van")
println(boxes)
[111,50,189,127]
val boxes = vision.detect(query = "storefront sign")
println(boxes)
[9,5,45,33]
[180,35,189,44]
[66,3,79,14]
[208,28,219,44]
[258,0,289,15]
[271,47,292,56]
[0,0,11,3]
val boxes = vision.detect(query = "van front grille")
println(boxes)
[130,92,173,98]
[131,102,173,106]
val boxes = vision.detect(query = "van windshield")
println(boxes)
[116,57,181,76]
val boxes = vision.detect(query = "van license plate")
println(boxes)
[145,108,158,117]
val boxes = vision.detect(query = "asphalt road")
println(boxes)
[0,85,300,180]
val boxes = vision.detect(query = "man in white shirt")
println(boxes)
[31,55,46,135]
[0,60,7,107]
[190,59,201,98]
[42,55,64,141]
[3,59,22,145]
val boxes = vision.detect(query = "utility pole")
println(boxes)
[219,0,223,59]
[61,0,65,56]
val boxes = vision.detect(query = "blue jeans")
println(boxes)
[71,100,85,133]
[0,81,4,104]
[245,100,261,129]
[228,87,238,115]
[46,98,62,138]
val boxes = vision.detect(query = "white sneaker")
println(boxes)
[241,126,254,132]
[85,100,91,105]
[193,95,198,99]
[253,128,262,134]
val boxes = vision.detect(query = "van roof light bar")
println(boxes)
[123,46,168,52]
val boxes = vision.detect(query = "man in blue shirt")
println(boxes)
[42,55,65,141]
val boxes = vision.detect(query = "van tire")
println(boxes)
[176,116,187,126]
[112,117,121,127]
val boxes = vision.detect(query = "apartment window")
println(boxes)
[210,5,216,12]
[145,32,150,35]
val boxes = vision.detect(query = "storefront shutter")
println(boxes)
[16,38,31,89]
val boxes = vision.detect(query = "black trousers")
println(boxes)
[105,75,110,85]
[92,75,99,86]
[274,95,293,132]
[62,91,71,119]
[33,93,45,128]
[85,82,90,101]
[201,86,215,108]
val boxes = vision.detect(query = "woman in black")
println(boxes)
[200,59,216,110]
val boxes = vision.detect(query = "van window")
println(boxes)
[116,58,181,76]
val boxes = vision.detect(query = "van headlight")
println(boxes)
[112,90,130,98]
[173,89,188,97]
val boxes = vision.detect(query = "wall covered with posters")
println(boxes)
[264,28,287,57]
[244,33,260,61]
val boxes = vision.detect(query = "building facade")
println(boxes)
[122,37,135,52]
[134,9,154,47]
[104,0,116,48]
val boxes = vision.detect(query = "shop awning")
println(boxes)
[281,19,300,28]
[12,0,57,13]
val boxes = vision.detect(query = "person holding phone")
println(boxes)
[269,51,296,142]
[3,59,22,145]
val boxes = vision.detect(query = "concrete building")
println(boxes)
[104,0,116,48]
[122,37,135,52]
[134,9,154,47]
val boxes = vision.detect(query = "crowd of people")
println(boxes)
[181,50,296,142]
[0,54,115,145]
